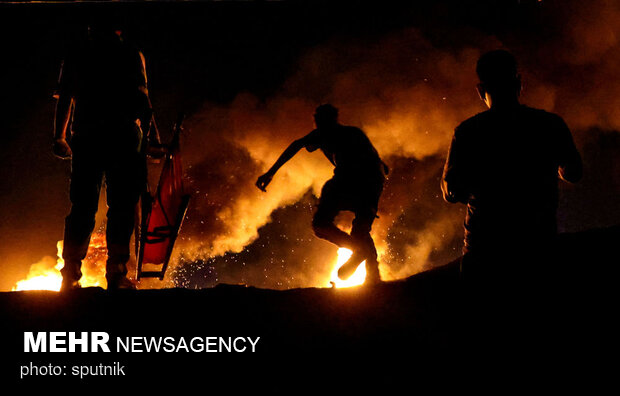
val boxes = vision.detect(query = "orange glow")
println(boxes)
[12,252,64,292]
[329,248,366,288]
[13,235,108,292]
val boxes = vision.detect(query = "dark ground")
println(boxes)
[1,225,617,389]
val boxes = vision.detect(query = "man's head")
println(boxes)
[314,104,339,129]
[476,50,521,108]
[87,13,126,43]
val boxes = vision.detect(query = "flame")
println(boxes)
[12,255,64,292]
[13,234,108,291]
[329,248,367,288]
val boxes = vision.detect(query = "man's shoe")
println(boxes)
[337,251,366,280]
[363,272,383,286]
[364,261,382,285]
[107,276,137,291]
[60,278,81,292]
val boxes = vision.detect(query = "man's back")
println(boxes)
[303,124,384,180]
[59,35,149,133]
[443,105,582,253]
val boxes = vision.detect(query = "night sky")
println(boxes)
[1,1,618,291]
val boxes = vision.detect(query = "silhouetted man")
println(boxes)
[256,104,387,284]
[441,50,582,286]
[53,22,157,290]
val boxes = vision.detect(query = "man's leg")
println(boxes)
[104,150,145,289]
[312,211,357,250]
[337,176,383,282]
[337,207,380,282]
[354,210,381,283]
[311,179,357,250]
[61,153,104,290]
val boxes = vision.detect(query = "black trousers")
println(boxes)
[61,133,145,281]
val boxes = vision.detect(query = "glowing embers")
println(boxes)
[329,247,366,288]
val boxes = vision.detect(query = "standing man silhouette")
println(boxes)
[441,50,582,285]
[256,104,388,285]
[53,20,158,291]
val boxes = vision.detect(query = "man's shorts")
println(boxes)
[315,175,383,221]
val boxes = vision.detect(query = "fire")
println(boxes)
[12,252,64,292]
[13,234,108,291]
[329,248,367,288]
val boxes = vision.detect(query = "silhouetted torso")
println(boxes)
[302,124,384,182]
[58,35,149,140]
[442,105,581,254]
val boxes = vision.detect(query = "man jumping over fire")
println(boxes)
[53,19,160,291]
[256,104,388,285]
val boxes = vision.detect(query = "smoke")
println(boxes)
[171,29,495,287]
[509,0,620,134]
[169,1,620,289]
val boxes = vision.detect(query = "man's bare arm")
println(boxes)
[256,138,306,192]
[441,131,469,204]
[54,93,73,140]
[52,93,74,159]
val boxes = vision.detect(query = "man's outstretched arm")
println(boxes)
[256,138,306,192]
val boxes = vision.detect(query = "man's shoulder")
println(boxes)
[119,40,145,60]
[338,125,369,140]
[456,106,566,131]
[126,41,144,56]
[310,124,366,140]
[304,128,321,138]
[520,105,566,125]
[338,124,364,133]
[455,110,491,134]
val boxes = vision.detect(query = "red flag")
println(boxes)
[136,114,190,280]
